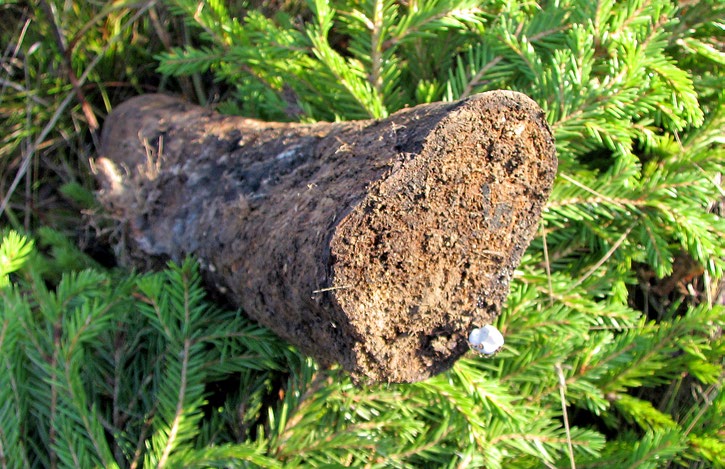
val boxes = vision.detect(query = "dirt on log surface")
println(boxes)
[95,91,557,383]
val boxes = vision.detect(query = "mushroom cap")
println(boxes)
[468,325,505,354]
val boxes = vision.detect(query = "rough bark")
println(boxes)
[95,91,557,383]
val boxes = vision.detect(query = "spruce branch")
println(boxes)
[138,260,210,467]
[0,230,34,288]
[0,289,31,468]
[3,0,722,467]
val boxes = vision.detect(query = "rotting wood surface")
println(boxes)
[95,91,557,383]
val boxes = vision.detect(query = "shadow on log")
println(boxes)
[95,91,557,383]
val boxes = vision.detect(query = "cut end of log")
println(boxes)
[328,92,556,382]
[95,90,557,383]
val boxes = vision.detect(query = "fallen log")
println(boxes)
[95,91,557,383]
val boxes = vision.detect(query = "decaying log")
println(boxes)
[95,91,557,383]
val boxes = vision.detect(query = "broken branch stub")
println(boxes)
[96,91,557,383]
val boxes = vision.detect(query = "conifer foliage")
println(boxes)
[1,0,724,467]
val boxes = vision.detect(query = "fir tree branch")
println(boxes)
[156,337,192,468]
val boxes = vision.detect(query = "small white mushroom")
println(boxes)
[468,325,504,355]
